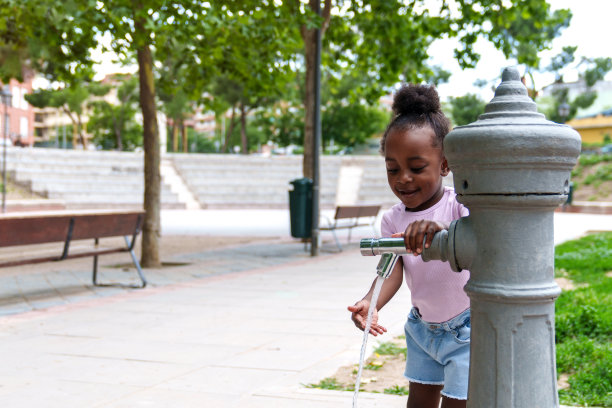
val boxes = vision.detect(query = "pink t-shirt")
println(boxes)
[381,186,470,323]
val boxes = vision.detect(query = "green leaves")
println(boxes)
[448,93,487,126]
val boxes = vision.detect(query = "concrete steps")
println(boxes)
[3,147,454,210]
[4,147,183,209]
[170,153,341,209]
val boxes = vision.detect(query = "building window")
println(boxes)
[20,89,28,110]
[11,86,19,108]
[20,117,28,138]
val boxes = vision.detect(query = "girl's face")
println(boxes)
[384,126,449,212]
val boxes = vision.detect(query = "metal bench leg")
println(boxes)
[331,229,342,252]
[125,236,147,288]
[92,238,99,285]
[91,237,147,289]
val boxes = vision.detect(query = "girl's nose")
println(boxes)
[399,170,413,183]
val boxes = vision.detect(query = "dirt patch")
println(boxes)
[327,336,410,394]
[556,277,577,291]
[557,373,570,390]
[572,160,612,202]
[573,180,612,202]
[5,181,45,199]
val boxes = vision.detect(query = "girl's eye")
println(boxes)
[386,168,398,174]
[411,166,426,173]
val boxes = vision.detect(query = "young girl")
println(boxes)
[348,84,470,408]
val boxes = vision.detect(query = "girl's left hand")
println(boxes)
[391,220,449,256]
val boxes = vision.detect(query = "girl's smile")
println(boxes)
[384,126,449,212]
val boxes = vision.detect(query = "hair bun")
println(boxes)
[392,84,441,117]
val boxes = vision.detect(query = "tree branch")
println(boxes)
[321,0,331,35]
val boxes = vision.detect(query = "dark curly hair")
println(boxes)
[380,84,451,154]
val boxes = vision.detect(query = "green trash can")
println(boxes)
[288,177,313,238]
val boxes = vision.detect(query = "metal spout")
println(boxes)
[359,218,475,273]
[375,252,399,279]
[360,237,407,256]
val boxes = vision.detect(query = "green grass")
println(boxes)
[304,377,353,391]
[363,361,384,371]
[577,153,612,166]
[384,385,410,395]
[555,232,612,407]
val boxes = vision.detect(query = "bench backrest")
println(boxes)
[334,205,381,220]
[0,210,144,247]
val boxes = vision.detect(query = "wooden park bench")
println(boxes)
[320,205,381,251]
[0,209,147,288]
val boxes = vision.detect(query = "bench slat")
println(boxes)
[0,217,71,247]
[0,210,147,288]
[334,205,380,220]
[71,213,143,240]
[0,211,144,247]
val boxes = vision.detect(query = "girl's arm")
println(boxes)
[347,258,404,336]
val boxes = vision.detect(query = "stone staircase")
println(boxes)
[4,147,183,210]
[3,147,454,210]
[169,153,341,209]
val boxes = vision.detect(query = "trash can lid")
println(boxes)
[290,177,313,186]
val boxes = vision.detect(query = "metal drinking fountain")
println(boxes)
[361,66,581,407]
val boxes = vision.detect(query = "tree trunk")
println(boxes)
[77,115,87,149]
[114,119,123,151]
[300,0,331,179]
[223,106,236,153]
[240,102,247,154]
[135,29,161,268]
[302,28,316,179]
[171,120,178,152]
[62,107,79,149]
[181,120,188,153]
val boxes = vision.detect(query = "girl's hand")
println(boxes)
[391,220,449,256]
[347,299,387,336]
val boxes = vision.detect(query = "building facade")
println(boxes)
[1,77,35,146]
[567,108,612,144]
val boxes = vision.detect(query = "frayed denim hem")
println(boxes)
[403,375,444,386]
[441,390,468,401]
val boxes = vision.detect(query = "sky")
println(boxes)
[432,0,612,101]
[87,1,610,104]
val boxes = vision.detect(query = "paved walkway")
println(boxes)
[0,210,610,407]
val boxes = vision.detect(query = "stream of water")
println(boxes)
[352,275,386,408]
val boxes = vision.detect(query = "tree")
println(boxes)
[449,94,487,126]
[25,82,110,148]
[285,0,571,180]
[321,74,388,149]
[207,3,300,154]
[155,34,209,154]
[87,75,142,151]
[0,0,97,84]
[539,47,612,123]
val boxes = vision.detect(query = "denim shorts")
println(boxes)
[404,307,471,400]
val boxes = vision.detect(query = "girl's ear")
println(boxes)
[440,157,450,176]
